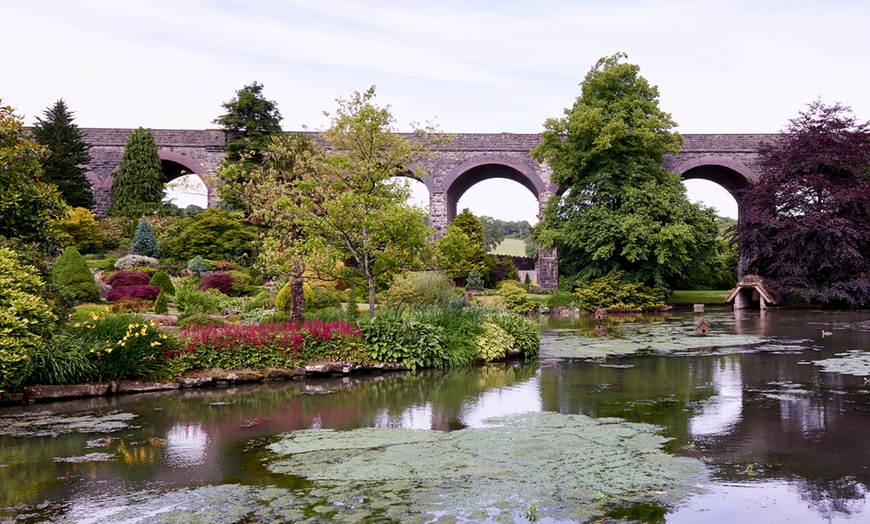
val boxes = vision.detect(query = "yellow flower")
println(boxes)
[105,347,113,353]
[118,341,125,347]
[90,312,99,320]
[150,341,161,347]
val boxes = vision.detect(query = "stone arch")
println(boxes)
[442,154,548,222]
[158,150,214,208]
[673,155,756,207]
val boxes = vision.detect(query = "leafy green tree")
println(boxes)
[242,134,325,321]
[477,215,505,252]
[532,53,718,291]
[0,102,66,252]
[51,246,100,304]
[299,87,438,317]
[31,99,94,210]
[131,216,159,258]
[108,128,165,218]
[213,81,283,162]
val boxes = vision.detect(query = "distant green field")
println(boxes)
[489,238,527,257]
[668,290,731,305]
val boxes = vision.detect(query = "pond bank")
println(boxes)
[0,361,408,406]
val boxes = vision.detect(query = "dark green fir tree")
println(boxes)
[131,216,158,258]
[213,81,283,162]
[31,99,95,210]
[108,127,165,217]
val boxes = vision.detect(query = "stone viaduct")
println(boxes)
[81,128,773,289]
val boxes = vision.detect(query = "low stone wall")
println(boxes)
[0,362,407,406]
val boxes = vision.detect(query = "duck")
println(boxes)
[821,330,833,337]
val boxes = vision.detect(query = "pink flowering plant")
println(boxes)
[176,320,366,370]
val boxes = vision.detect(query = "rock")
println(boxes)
[263,368,302,380]
[112,381,180,394]
[214,370,264,382]
[23,384,110,400]
[176,376,214,388]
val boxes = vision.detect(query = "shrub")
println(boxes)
[107,285,161,302]
[154,292,169,314]
[546,291,578,309]
[52,207,105,254]
[276,281,312,312]
[488,255,519,286]
[114,254,159,270]
[246,290,275,311]
[131,216,159,258]
[574,270,666,311]
[497,281,538,314]
[149,271,175,295]
[227,270,254,295]
[474,321,514,362]
[485,311,540,358]
[362,316,447,370]
[0,247,57,395]
[187,255,207,273]
[174,280,221,316]
[86,257,118,272]
[308,286,345,311]
[198,272,234,295]
[176,313,225,329]
[106,270,152,288]
[162,209,258,263]
[109,297,151,313]
[465,268,485,291]
[388,271,456,307]
[52,246,100,304]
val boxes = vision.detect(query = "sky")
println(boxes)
[6,0,870,221]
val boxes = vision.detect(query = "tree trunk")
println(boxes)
[290,275,304,323]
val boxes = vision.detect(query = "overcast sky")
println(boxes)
[6,0,870,221]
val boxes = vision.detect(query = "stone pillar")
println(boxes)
[429,191,449,238]
[536,248,558,290]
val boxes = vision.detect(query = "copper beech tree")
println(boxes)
[737,101,870,306]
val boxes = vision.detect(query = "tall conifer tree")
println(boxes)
[31,99,95,210]
[108,128,165,217]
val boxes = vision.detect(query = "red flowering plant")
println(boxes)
[175,320,366,370]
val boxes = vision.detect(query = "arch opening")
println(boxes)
[447,164,541,223]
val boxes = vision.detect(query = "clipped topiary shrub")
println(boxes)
[154,291,169,314]
[227,270,253,295]
[308,286,346,311]
[114,254,159,270]
[197,272,234,295]
[106,270,152,288]
[52,246,100,304]
[107,284,161,302]
[149,271,175,295]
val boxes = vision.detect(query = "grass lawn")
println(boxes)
[668,290,731,305]
[489,238,527,257]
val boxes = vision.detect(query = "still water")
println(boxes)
[1,309,869,523]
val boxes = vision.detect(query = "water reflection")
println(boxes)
[3,310,870,522]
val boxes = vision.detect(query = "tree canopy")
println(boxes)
[31,100,94,210]
[213,81,283,162]
[298,86,437,317]
[0,102,66,252]
[532,53,719,290]
[108,128,165,218]
[737,101,870,306]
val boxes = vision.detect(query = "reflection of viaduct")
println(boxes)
[82,129,772,289]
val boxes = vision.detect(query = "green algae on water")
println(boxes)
[265,411,707,522]
[813,350,870,377]
[0,410,138,437]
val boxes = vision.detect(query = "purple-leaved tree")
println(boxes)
[738,101,870,306]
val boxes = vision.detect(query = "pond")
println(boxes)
[1,308,869,523]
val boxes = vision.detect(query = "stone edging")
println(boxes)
[0,362,407,406]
